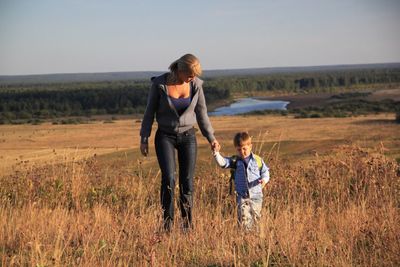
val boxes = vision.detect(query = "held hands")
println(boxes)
[140,143,149,157]
[210,139,221,153]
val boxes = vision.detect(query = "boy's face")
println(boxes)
[236,143,252,159]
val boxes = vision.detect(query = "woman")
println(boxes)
[140,54,220,231]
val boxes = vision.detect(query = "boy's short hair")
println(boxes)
[233,132,252,147]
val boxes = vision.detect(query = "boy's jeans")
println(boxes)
[155,128,197,231]
[237,197,262,230]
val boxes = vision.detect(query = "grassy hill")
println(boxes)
[0,114,399,265]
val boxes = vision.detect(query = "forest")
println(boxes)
[0,67,400,124]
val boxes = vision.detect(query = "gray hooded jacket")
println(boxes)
[140,73,215,143]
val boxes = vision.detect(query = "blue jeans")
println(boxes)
[155,128,197,230]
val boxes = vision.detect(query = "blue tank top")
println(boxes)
[169,83,193,115]
[170,96,191,115]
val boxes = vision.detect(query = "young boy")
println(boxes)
[213,132,270,230]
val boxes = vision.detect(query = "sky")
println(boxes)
[0,0,399,75]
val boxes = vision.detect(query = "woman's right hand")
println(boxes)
[140,143,149,156]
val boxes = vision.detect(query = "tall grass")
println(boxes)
[1,145,399,266]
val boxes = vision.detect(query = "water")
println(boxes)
[209,98,290,116]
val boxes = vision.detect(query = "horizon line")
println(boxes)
[1,61,400,77]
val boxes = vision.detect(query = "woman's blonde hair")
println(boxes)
[169,54,202,78]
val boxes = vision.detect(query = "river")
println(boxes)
[209,98,289,116]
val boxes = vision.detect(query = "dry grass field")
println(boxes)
[0,120,137,175]
[1,113,399,266]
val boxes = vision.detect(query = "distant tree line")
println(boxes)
[0,67,399,123]
[0,81,230,123]
[205,68,400,93]
[0,86,148,120]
